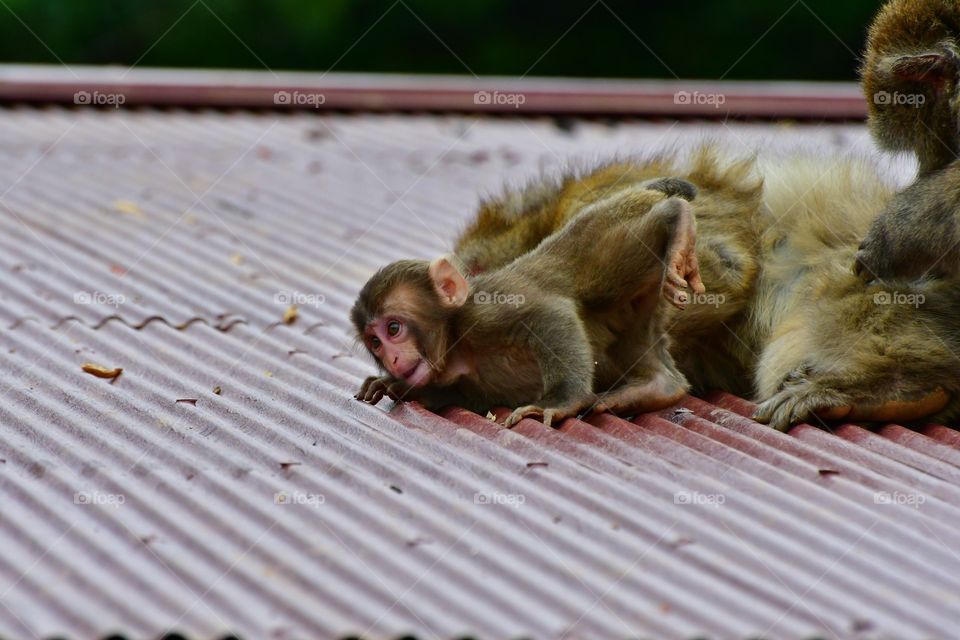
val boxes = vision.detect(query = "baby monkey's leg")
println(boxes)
[661,199,706,309]
[593,194,705,309]
[633,178,704,307]
[588,197,697,417]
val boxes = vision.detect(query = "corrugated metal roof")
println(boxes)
[2,105,957,639]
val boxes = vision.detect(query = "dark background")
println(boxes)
[0,0,881,80]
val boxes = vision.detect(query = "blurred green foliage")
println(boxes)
[0,0,880,80]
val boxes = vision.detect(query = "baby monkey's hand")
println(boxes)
[356,375,411,405]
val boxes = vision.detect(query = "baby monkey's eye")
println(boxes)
[370,336,382,349]
[387,320,402,336]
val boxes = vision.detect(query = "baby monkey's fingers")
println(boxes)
[355,375,399,405]
[665,280,689,310]
[356,376,379,401]
[686,251,706,295]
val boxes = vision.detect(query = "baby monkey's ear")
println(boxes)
[886,50,957,84]
[428,254,470,308]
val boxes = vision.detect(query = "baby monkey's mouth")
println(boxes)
[401,359,432,387]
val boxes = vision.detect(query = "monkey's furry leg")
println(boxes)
[751,268,960,431]
[753,371,950,432]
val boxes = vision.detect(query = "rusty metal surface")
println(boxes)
[0,105,957,640]
[0,65,867,118]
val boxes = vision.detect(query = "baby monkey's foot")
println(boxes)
[594,373,687,415]
[662,199,706,310]
[504,398,594,428]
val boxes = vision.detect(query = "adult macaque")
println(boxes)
[749,155,959,429]
[352,180,702,426]
[451,148,960,430]
[854,0,960,281]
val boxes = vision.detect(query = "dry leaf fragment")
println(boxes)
[113,200,145,218]
[283,304,298,325]
[81,363,123,379]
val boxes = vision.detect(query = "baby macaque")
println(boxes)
[855,0,960,281]
[352,180,702,426]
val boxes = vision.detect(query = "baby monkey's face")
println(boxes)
[362,315,433,387]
